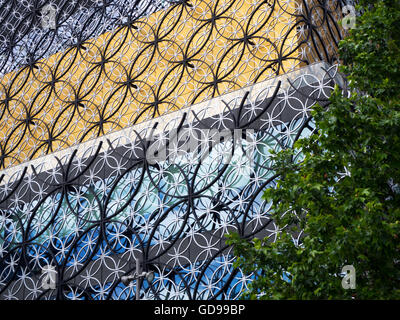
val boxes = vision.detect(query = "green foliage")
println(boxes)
[226,0,400,299]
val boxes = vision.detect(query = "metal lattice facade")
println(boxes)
[0,0,348,168]
[0,0,350,300]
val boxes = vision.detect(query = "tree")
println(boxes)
[226,0,400,299]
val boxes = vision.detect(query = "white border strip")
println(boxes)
[0,62,331,180]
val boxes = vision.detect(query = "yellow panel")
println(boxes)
[0,0,304,168]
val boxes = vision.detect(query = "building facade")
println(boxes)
[0,0,350,300]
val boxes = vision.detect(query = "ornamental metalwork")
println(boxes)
[0,0,350,169]
[0,63,343,300]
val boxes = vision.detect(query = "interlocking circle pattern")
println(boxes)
[0,0,349,169]
[0,64,343,299]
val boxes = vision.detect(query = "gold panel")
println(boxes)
[0,0,344,168]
